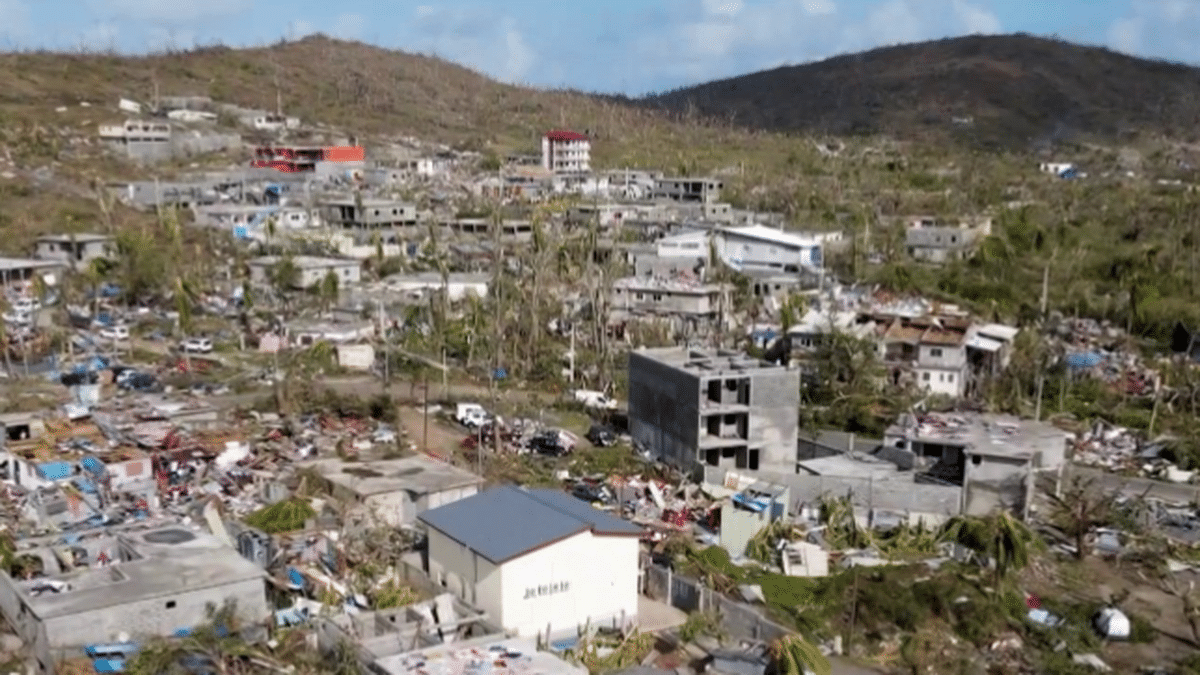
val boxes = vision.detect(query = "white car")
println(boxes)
[180,337,213,354]
[99,325,130,341]
[2,311,29,325]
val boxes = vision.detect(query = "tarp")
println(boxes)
[36,462,71,481]
[1065,352,1103,369]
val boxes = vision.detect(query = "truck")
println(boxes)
[455,403,492,428]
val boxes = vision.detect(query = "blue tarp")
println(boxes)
[36,462,71,481]
[92,657,125,672]
[287,567,305,588]
[85,642,140,658]
[74,477,97,493]
[81,456,106,476]
[732,493,769,512]
[1065,352,1103,369]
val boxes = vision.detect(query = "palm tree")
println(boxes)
[318,270,339,314]
[270,255,300,310]
[938,511,1039,591]
[767,634,830,675]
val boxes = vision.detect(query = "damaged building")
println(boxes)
[301,455,484,527]
[884,412,1069,517]
[627,348,800,476]
[0,524,268,674]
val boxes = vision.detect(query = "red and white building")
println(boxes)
[541,130,591,174]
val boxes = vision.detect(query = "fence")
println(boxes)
[643,561,793,643]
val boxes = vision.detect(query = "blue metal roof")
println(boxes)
[418,486,642,564]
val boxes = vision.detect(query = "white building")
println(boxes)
[541,131,591,174]
[717,225,824,274]
[248,256,362,289]
[418,486,642,641]
[381,272,489,303]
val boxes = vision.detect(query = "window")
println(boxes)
[948,373,955,382]
[635,293,644,300]
[929,348,943,357]
[922,372,931,381]
[971,455,982,466]
[166,600,176,609]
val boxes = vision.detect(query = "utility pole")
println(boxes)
[422,370,429,453]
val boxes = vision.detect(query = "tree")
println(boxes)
[767,634,830,675]
[938,511,1039,590]
[318,269,339,313]
[124,600,285,675]
[1044,477,1118,560]
[270,255,300,308]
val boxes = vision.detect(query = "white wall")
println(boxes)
[427,528,639,639]
[499,532,639,639]
[914,366,964,397]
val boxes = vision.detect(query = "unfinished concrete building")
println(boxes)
[627,348,800,477]
[883,412,1069,517]
[0,524,268,674]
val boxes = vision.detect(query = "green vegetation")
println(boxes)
[244,498,316,534]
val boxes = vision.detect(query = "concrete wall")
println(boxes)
[40,577,268,649]
[707,467,962,523]
[744,369,800,473]
[628,352,701,472]
[611,285,722,315]
[425,528,501,623]
[643,562,791,644]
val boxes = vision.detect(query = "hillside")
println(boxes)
[629,34,1200,148]
[0,35,711,166]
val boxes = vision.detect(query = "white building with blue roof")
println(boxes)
[417,485,643,641]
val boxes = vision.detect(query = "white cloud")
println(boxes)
[805,0,837,16]
[410,7,537,83]
[332,13,365,40]
[1107,16,1142,54]
[952,0,1001,34]
[94,0,251,25]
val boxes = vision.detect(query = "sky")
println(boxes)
[1,0,1199,96]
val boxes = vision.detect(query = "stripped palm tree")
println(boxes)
[767,634,830,675]
[938,511,1039,592]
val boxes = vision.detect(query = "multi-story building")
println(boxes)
[318,197,418,230]
[33,234,114,272]
[905,217,991,264]
[651,177,723,204]
[627,347,800,476]
[541,130,591,173]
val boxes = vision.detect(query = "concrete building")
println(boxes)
[302,455,484,528]
[627,347,800,476]
[719,482,789,559]
[883,412,1069,517]
[418,485,642,641]
[319,197,418,230]
[248,255,362,289]
[905,217,991,264]
[541,130,591,173]
[717,225,823,275]
[98,119,240,163]
[0,258,65,289]
[33,235,114,272]
[610,276,730,319]
[651,178,723,204]
[380,272,490,303]
[0,524,268,673]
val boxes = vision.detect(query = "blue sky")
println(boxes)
[1,0,1198,95]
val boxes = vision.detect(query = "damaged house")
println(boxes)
[0,524,268,674]
[884,412,1069,517]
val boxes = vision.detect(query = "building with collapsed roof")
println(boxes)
[417,485,642,641]
[302,455,484,528]
[0,524,268,674]
[884,412,1069,517]
[627,347,800,476]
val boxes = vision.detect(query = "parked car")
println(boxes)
[586,424,618,447]
[528,429,577,456]
[455,403,491,428]
[180,337,213,353]
[2,311,29,325]
[373,425,397,444]
[11,298,40,314]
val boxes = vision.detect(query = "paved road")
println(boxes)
[204,375,546,411]
[1066,465,1200,504]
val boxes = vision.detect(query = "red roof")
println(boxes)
[545,130,589,142]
